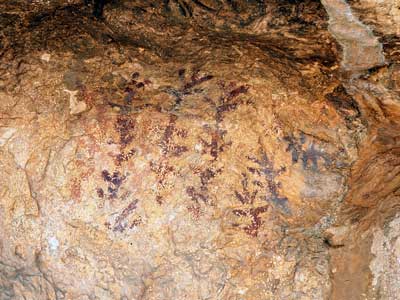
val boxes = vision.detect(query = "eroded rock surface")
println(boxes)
[0,1,399,299]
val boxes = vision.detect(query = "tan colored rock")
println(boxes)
[370,215,400,299]
[0,1,399,299]
[325,226,350,247]
[64,89,88,115]
[321,0,385,72]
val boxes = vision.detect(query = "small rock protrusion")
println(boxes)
[324,226,350,247]
[40,53,51,62]
[64,89,87,115]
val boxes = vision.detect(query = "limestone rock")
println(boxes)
[0,1,399,299]
[324,226,350,247]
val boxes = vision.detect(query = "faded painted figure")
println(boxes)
[85,0,106,18]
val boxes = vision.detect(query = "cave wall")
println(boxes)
[0,1,399,299]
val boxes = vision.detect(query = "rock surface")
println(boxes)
[0,1,399,299]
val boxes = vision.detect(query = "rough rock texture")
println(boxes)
[0,1,399,299]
